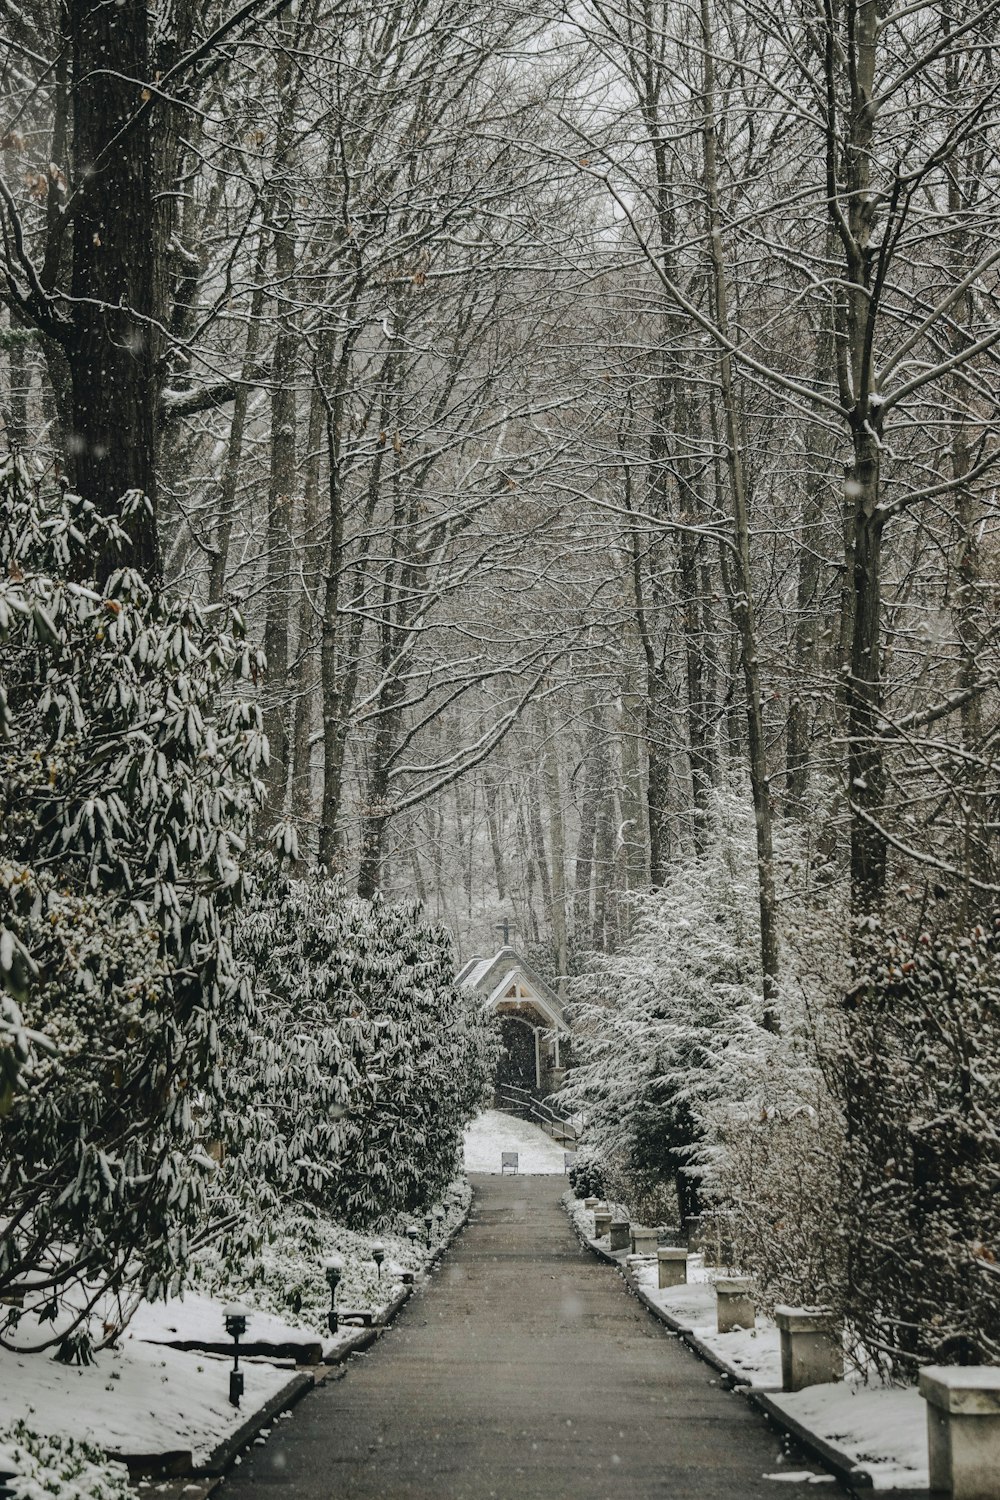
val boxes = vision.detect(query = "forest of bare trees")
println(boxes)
[1,0,998,972]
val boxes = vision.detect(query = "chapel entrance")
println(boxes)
[456,945,571,1098]
[496,1015,542,1093]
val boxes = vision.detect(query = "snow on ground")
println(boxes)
[627,1253,783,1387]
[463,1109,569,1174]
[127,1288,355,1360]
[768,1384,927,1492]
[0,1314,290,1464]
[567,1192,928,1489]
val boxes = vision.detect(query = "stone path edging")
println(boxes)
[563,1194,931,1499]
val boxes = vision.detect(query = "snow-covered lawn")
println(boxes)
[0,1315,291,1464]
[463,1109,570,1174]
[128,1289,341,1359]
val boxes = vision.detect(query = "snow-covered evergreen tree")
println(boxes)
[211,861,498,1243]
[0,453,265,1349]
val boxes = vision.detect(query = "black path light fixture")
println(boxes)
[371,1240,385,1281]
[323,1254,344,1335]
[405,1224,418,1249]
[424,1212,433,1248]
[435,1206,445,1235]
[223,1305,249,1408]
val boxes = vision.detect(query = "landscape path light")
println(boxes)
[372,1241,385,1281]
[223,1305,249,1408]
[424,1213,433,1248]
[405,1225,418,1249]
[323,1254,344,1335]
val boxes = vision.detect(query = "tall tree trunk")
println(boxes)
[318,329,376,866]
[675,383,717,848]
[618,683,648,895]
[822,0,888,919]
[700,0,779,1023]
[69,0,159,580]
[573,695,600,945]
[261,200,298,825]
[289,371,327,832]
[209,252,267,604]
[592,784,616,951]
[543,725,569,993]
[786,288,834,818]
[845,428,886,914]
[484,771,507,901]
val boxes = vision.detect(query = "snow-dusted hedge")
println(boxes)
[0,455,264,1348]
[195,1181,471,1331]
[833,917,1000,1371]
[212,862,499,1239]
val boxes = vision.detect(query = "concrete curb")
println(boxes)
[196,1371,315,1476]
[564,1194,929,1499]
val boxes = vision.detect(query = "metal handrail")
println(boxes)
[495,1083,580,1142]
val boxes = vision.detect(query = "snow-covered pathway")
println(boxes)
[462,1108,569,1174]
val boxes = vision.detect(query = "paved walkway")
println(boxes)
[222,1177,842,1500]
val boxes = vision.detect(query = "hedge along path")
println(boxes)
[220,1176,841,1500]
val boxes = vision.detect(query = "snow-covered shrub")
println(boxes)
[564,789,849,1288]
[0,453,264,1347]
[0,1423,131,1500]
[830,915,1000,1373]
[706,1056,848,1306]
[194,1181,471,1331]
[563,791,770,1221]
[567,1142,609,1200]
[210,862,498,1244]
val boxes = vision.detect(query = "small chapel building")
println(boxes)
[456,946,571,1097]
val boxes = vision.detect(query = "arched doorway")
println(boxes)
[496,1014,538,1093]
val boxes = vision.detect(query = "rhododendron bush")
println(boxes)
[0,454,264,1349]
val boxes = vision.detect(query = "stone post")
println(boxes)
[657,1248,688,1289]
[684,1215,705,1253]
[593,1209,612,1239]
[630,1226,659,1256]
[715,1277,755,1333]
[609,1219,630,1253]
[919,1366,1000,1500]
[774,1306,843,1391]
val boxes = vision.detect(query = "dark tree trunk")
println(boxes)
[846,423,887,915]
[68,0,159,581]
[261,206,298,825]
[646,697,672,887]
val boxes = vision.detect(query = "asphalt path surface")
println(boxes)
[221,1175,843,1499]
